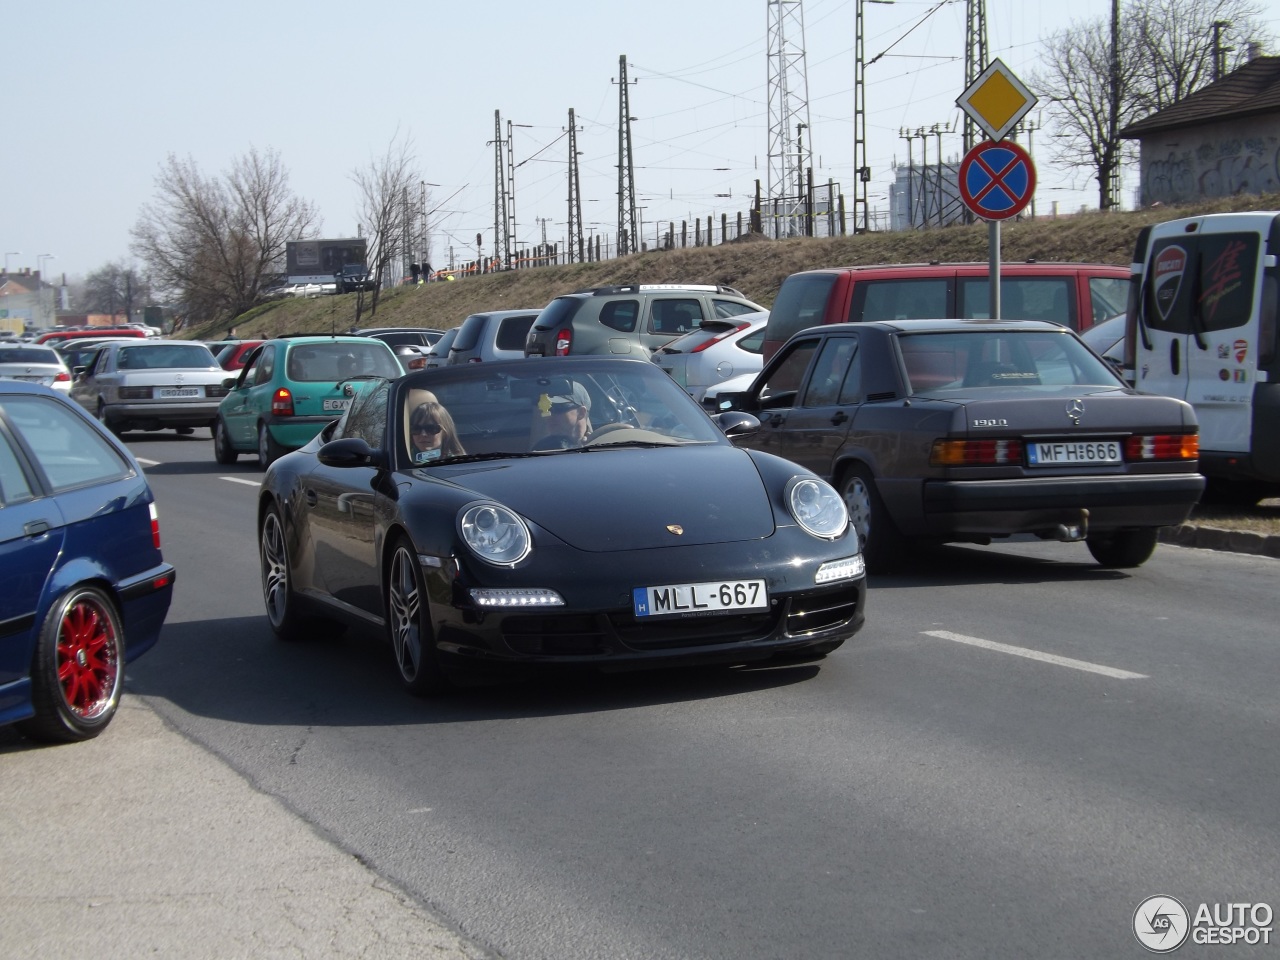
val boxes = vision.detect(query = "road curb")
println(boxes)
[1159,523,1280,558]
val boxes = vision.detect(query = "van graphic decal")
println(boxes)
[1234,339,1248,363]
[1153,244,1187,322]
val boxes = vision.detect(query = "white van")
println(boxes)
[1125,211,1279,503]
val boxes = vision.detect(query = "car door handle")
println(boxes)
[830,410,848,425]
[305,490,318,507]
[1170,338,1181,375]
[767,413,786,427]
[24,520,51,537]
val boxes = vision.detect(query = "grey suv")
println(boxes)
[448,309,541,364]
[524,284,766,360]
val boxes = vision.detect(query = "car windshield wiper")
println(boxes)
[583,438,684,449]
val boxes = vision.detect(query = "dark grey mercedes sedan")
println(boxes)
[716,319,1205,572]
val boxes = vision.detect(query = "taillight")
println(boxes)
[54,371,71,383]
[1124,434,1199,460]
[272,387,294,416]
[690,322,750,353]
[149,501,161,549]
[554,329,572,356]
[931,438,1024,466]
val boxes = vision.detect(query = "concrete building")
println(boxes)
[0,269,57,332]
[1121,53,1280,207]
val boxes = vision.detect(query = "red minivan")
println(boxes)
[761,261,1130,360]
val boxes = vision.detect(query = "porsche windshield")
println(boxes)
[399,362,725,465]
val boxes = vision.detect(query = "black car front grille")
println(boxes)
[609,609,781,650]
[784,583,862,635]
[503,615,610,656]
[499,584,861,657]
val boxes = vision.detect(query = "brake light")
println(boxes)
[690,322,750,353]
[930,438,1024,466]
[54,371,71,383]
[271,387,294,416]
[1124,434,1199,461]
[149,501,161,549]
[554,329,572,356]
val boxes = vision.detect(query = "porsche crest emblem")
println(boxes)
[666,524,684,536]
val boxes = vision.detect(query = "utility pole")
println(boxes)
[899,127,916,230]
[931,123,949,227]
[615,55,639,255]
[853,0,893,233]
[963,0,987,224]
[489,111,511,269]
[1106,0,1121,211]
[567,107,584,263]
[918,127,931,227]
[1212,20,1232,81]
[767,0,813,238]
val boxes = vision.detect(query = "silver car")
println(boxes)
[652,311,768,402]
[69,340,230,436]
[0,343,73,394]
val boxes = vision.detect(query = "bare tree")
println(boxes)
[1032,0,1272,211]
[131,148,319,324]
[78,260,150,321]
[350,133,421,321]
[1128,0,1270,114]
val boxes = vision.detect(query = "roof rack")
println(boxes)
[583,283,745,297]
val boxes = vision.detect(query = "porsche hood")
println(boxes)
[436,445,778,551]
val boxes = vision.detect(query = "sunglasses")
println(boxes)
[412,423,443,435]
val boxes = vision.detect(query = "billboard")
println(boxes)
[286,238,367,283]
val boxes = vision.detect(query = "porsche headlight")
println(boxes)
[786,477,849,540]
[460,502,531,566]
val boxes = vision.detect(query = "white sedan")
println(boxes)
[0,343,73,393]
[651,311,768,402]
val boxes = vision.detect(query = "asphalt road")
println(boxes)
[16,431,1280,959]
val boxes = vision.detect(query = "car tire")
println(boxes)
[258,422,285,469]
[214,418,239,464]
[386,536,449,697]
[96,401,122,437]
[840,465,907,574]
[1085,528,1159,568]
[260,504,309,641]
[16,586,124,743]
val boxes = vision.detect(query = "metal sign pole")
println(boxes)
[989,219,1001,319]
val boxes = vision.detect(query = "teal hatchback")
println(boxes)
[213,335,404,467]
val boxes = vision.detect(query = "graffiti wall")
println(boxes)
[1138,116,1280,206]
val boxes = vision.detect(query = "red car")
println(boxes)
[215,340,265,371]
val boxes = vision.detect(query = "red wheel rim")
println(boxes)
[57,596,120,720]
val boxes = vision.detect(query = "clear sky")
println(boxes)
[5,0,1275,282]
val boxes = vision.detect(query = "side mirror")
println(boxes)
[223,376,238,389]
[318,436,386,469]
[715,410,760,439]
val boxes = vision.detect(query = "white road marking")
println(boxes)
[222,477,261,487]
[135,457,159,466]
[922,630,1148,680]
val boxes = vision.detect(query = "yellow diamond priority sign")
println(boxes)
[956,58,1038,142]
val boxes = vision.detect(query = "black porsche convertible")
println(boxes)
[257,357,866,695]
